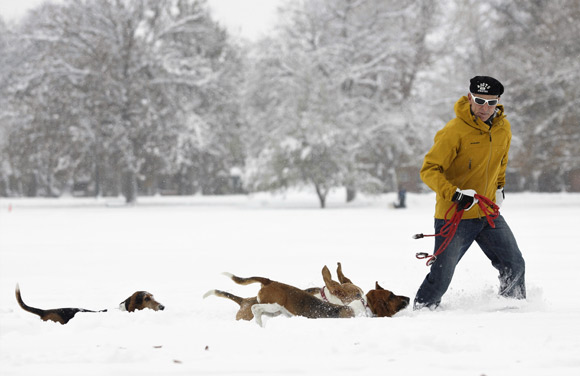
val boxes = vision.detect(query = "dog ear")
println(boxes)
[135,292,146,307]
[336,262,353,285]
[321,266,332,284]
[375,282,385,290]
[119,295,131,311]
[322,265,347,298]
[122,291,146,312]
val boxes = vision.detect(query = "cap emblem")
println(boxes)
[477,82,490,93]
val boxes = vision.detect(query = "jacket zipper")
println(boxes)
[484,130,493,197]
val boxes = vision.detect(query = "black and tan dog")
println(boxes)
[16,285,165,324]
[119,291,165,312]
[15,284,107,325]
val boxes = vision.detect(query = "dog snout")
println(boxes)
[158,304,165,311]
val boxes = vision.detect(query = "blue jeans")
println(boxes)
[414,215,526,309]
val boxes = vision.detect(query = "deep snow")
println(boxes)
[1,191,579,375]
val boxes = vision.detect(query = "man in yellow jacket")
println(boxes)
[414,76,526,310]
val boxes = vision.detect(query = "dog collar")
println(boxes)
[320,286,329,302]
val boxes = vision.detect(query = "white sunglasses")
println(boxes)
[470,93,499,106]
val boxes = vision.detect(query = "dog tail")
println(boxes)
[223,272,272,286]
[203,289,245,306]
[15,284,45,318]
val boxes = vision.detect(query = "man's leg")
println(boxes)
[414,218,482,309]
[476,215,526,299]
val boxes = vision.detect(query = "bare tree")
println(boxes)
[2,0,242,202]
[243,0,438,206]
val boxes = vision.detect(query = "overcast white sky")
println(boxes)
[0,0,281,40]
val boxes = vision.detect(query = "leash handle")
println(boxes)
[415,252,437,266]
[414,195,499,266]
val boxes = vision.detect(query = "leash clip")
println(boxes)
[412,233,424,239]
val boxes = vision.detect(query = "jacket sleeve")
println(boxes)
[420,125,459,201]
[496,130,511,189]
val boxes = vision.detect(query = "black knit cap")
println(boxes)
[470,76,504,96]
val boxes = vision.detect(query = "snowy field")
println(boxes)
[1,191,579,376]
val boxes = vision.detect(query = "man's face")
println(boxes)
[468,93,499,122]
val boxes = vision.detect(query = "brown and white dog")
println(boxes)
[207,264,369,326]
[204,263,368,323]
[119,291,165,312]
[226,273,359,326]
[15,284,107,325]
[314,263,369,315]
[203,287,326,321]
[205,263,409,324]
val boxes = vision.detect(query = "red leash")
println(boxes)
[415,194,499,266]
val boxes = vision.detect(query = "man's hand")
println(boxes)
[495,187,505,207]
[452,188,478,211]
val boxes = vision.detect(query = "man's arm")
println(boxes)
[496,135,511,189]
[420,127,460,200]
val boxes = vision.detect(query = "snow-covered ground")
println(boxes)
[1,191,579,375]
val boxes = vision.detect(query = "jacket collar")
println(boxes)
[455,96,505,131]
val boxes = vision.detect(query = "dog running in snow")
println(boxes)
[119,291,165,312]
[204,263,367,322]
[205,263,409,325]
[15,284,107,325]
[15,285,165,324]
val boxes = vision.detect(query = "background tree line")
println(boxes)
[1,0,578,207]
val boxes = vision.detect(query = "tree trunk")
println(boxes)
[122,171,138,204]
[315,183,327,209]
[346,188,356,203]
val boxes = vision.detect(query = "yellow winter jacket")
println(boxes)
[420,96,511,219]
